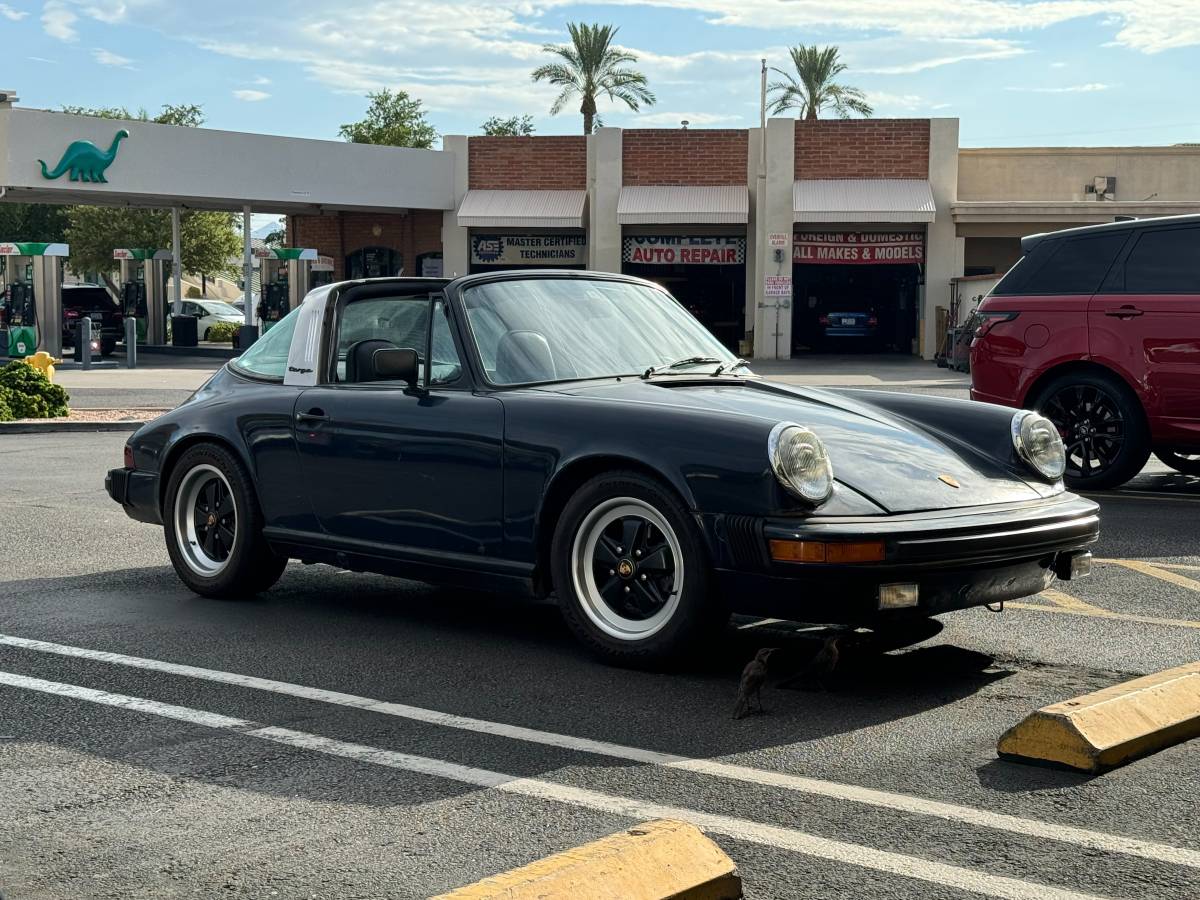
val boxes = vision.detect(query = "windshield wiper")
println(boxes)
[713,358,750,376]
[641,356,723,379]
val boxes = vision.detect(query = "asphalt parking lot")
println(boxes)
[2,428,1198,899]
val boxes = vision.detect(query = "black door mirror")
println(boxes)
[372,347,420,387]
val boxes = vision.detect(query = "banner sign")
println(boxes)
[472,234,587,266]
[623,236,745,266]
[794,231,924,265]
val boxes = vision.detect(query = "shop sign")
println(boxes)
[471,234,587,266]
[794,231,924,265]
[764,275,792,297]
[768,232,790,248]
[623,236,745,265]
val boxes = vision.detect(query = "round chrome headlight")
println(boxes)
[1012,411,1066,481]
[768,422,833,504]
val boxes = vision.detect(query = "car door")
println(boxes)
[293,288,505,561]
[1091,224,1200,437]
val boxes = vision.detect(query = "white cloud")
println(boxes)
[1106,0,1200,52]
[27,55,57,63]
[1006,82,1113,93]
[233,88,271,101]
[1050,61,1069,67]
[252,75,271,85]
[0,3,28,20]
[41,0,78,40]
[864,90,929,112]
[93,46,133,67]
[854,37,1029,74]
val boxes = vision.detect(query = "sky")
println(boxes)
[3,0,1200,153]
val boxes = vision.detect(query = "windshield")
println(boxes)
[201,301,242,316]
[461,278,736,385]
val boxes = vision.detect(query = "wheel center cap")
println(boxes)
[206,513,217,527]
[617,559,635,579]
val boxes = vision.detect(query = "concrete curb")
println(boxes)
[0,420,147,435]
[998,662,1200,773]
[431,819,741,900]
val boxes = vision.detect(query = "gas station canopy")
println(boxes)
[0,105,455,214]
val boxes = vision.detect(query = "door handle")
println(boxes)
[296,408,329,424]
[1105,306,1144,318]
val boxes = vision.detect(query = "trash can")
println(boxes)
[171,314,198,348]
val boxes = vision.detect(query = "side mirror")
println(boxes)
[372,347,421,387]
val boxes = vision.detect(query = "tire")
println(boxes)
[163,442,287,598]
[1031,371,1150,491]
[203,328,211,342]
[1154,449,1200,476]
[550,471,725,666]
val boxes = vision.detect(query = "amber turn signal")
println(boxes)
[769,539,885,564]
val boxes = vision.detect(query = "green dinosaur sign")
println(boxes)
[38,129,129,183]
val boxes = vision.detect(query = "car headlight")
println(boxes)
[1011,411,1065,481]
[768,422,834,504]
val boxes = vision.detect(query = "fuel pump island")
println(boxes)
[113,248,171,345]
[254,247,315,332]
[0,241,68,358]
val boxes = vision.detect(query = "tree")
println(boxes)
[768,45,872,120]
[531,23,655,134]
[338,89,438,148]
[0,203,69,243]
[54,103,240,278]
[481,115,535,136]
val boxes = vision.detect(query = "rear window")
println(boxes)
[994,232,1127,296]
[1118,227,1200,293]
[63,288,117,311]
[230,305,300,381]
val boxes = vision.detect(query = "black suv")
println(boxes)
[62,284,123,357]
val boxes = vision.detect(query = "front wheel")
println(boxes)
[163,443,287,598]
[1154,449,1200,476]
[551,471,725,666]
[1031,371,1149,491]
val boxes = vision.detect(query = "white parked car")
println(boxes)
[181,299,245,340]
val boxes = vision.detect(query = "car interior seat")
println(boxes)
[346,338,401,383]
[494,330,557,383]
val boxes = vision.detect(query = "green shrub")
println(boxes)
[0,388,13,423]
[0,361,70,419]
[205,321,239,343]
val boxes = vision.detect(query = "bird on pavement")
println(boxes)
[733,647,777,719]
[780,633,843,691]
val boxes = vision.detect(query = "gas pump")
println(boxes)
[254,247,315,331]
[114,249,172,344]
[0,242,69,358]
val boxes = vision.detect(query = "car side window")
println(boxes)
[429,298,463,386]
[335,296,430,383]
[230,304,301,381]
[1119,228,1200,294]
[1021,233,1128,295]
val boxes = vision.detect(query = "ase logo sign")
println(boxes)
[472,237,504,262]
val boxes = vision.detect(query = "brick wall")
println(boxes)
[794,120,930,179]
[289,209,444,280]
[622,130,748,186]
[468,136,587,190]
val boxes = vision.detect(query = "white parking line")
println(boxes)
[1,632,1196,871]
[0,669,1113,900]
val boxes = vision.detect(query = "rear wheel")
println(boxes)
[1154,449,1200,476]
[163,443,287,598]
[551,472,725,666]
[1031,371,1149,490]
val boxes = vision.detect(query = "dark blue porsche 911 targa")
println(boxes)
[106,271,1099,664]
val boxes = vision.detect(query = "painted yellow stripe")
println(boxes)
[1008,601,1200,630]
[1097,559,1200,593]
[999,662,1200,773]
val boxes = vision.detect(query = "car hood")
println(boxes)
[553,377,1042,513]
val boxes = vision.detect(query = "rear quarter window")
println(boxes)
[995,232,1128,296]
[230,305,300,381]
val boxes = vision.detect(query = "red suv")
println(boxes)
[971,215,1200,489]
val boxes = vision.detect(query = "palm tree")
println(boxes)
[531,23,655,135]
[769,45,872,120]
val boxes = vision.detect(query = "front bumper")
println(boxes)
[709,494,1099,623]
[105,467,161,524]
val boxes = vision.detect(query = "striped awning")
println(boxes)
[617,185,749,225]
[457,190,587,228]
[794,179,936,223]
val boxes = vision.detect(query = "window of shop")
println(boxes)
[620,235,746,351]
[792,231,924,354]
[469,234,587,274]
[346,246,403,280]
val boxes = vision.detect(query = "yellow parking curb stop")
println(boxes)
[998,662,1200,773]
[430,819,741,900]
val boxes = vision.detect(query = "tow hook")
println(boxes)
[985,601,1005,613]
